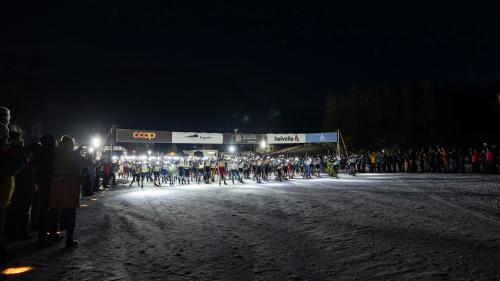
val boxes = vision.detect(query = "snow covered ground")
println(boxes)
[4,173,500,281]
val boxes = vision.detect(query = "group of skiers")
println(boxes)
[117,155,331,187]
[111,145,499,189]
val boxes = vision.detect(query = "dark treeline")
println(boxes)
[323,82,500,149]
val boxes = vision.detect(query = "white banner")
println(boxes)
[172,132,224,144]
[267,133,306,144]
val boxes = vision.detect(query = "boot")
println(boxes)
[66,228,78,248]
[48,232,64,242]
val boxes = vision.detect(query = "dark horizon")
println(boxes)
[2,3,500,145]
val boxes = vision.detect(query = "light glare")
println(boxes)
[91,136,101,148]
[260,139,266,149]
[2,266,33,275]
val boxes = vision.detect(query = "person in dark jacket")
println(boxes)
[34,135,57,245]
[6,135,39,241]
[81,167,93,196]
[0,106,10,126]
[0,123,27,262]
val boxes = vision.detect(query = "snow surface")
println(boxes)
[4,174,500,281]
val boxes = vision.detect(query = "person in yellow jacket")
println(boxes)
[0,122,27,261]
[369,152,377,172]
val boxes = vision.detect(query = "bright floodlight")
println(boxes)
[91,136,101,148]
[260,139,266,149]
[112,155,118,161]
[147,150,152,155]
[229,145,236,153]
[88,147,95,153]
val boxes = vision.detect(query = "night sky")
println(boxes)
[1,3,499,142]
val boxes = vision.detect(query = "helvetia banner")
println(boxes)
[172,132,224,144]
[267,133,306,144]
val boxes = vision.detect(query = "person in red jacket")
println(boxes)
[217,156,227,186]
[471,149,480,173]
[485,147,496,174]
[102,161,112,189]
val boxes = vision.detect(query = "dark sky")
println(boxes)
[1,3,499,141]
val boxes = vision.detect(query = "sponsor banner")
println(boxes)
[172,132,223,144]
[305,132,338,143]
[116,129,172,143]
[223,133,234,144]
[267,133,306,144]
[235,134,259,144]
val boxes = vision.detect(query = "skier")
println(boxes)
[128,163,140,187]
[204,158,211,184]
[140,162,149,188]
[153,162,161,187]
[167,161,176,186]
[217,156,227,186]
[160,162,168,184]
[229,158,241,184]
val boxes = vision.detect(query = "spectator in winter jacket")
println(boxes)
[485,147,495,174]
[0,122,27,262]
[471,149,480,173]
[49,135,91,248]
[6,140,39,241]
[0,106,10,126]
[102,161,112,188]
[369,152,376,172]
[34,134,57,245]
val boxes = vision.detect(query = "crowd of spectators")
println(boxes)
[354,147,498,174]
[0,106,92,263]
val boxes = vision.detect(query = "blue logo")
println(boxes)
[305,132,338,143]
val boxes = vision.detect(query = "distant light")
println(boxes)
[260,140,266,149]
[139,155,147,160]
[80,204,88,207]
[91,198,97,201]
[228,145,236,153]
[88,147,95,153]
[1,267,33,275]
[147,150,152,155]
[112,155,118,161]
[91,136,101,148]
